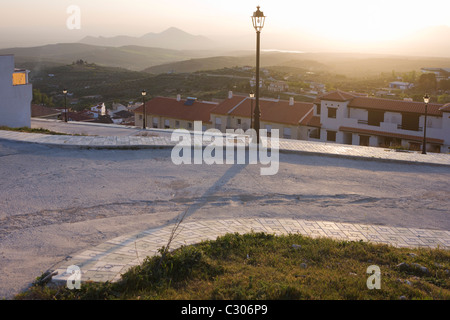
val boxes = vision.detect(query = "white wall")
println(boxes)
[384,112,402,125]
[348,108,367,121]
[0,55,32,128]
[320,101,349,132]
[441,111,450,151]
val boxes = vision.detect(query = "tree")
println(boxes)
[438,79,450,91]
[437,94,450,104]
[32,89,42,104]
[418,73,437,93]
[32,89,54,107]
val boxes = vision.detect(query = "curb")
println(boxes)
[49,218,450,285]
[1,132,449,167]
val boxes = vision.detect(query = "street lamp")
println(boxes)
[142,90,147,129]
[252,6,265,144]
[63,88,68,122]
[422,93,430,154]
[249,91,255,129]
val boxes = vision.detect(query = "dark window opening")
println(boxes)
[327,130,336,142]
[328,108,337,119]
[401,113,420,131]
[359,135,370,146]
[368,110,384,126]
[309,128,320,139]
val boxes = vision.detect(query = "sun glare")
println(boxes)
[263,0,449,44]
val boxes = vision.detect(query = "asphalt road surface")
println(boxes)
[0,139,449,298]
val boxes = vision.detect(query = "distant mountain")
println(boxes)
[79,27,216,50]
[0,43,219,71]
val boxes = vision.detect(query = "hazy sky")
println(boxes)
[1,0,449,50]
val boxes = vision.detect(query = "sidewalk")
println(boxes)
[1,124,449,167]
[51,218,450,284]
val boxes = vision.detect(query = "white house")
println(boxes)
[107,103,128,117]
[389,81,414,90]
[0,55,32,128]
[89,103,106,119]
[309,90,450,153]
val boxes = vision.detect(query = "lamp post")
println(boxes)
[142,90,147,129]
[252,6,265,144]
[249,91,255,129]
[422,93,430,154]
[63,89,68,122]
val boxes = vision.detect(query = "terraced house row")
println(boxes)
[134,90,450,153]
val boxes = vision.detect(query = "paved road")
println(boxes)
[0,138,449,298]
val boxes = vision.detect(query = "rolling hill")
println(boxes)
[144,51,450,77]
[0,43,218,71]
[79,27,216,51]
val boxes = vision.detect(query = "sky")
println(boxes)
[1,0,449,52]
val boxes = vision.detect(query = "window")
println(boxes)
[164,119,170,129]
[328,108,337,119]
[152,118,158,128]
[283,127,291,139]
[237,119,241,125]
[188,122,193,129]
[367,110,384,126]
[139,115,143,120]
[175,121,180,128]
[309,128,320,139]
[327,130,336,142]
[316,105,321,115]
[401,113,420,131]
[215,118,222,130]
[359,135,370,146]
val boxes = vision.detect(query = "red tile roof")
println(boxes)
[317,90,360,102]
[440,103,450,112]
[299,112,321,127]
[134,97,218,123]
[339,126,444,144]
[212,96,314,126]
[31,104,61,118]
[317,90,444,116]
[348,97,443,116]
[65,112,95,122]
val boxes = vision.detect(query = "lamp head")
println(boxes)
[252,6,265,32]
[423,94,430,104]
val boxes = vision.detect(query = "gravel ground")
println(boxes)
[0,140,449,299]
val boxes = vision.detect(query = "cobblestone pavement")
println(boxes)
[51,218,450,284]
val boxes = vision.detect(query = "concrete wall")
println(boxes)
[134,112,211,131]
[441,111,450,152]
[0,55,32,128]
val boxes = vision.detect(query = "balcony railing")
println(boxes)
[397,124,423,132]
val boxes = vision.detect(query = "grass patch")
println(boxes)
[15,233,450,300]
[0,126,68,135]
